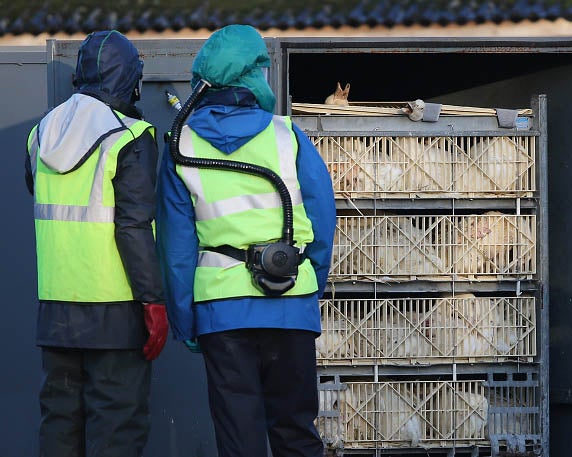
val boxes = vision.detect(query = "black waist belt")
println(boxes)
[203,244,306,264]
[204,245,248,262]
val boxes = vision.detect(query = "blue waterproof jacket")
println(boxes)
[156,88,336,340]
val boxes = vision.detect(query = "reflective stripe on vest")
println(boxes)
[28,125,136,223]
[29,114,154,302]
[175,115,317,302]
[178,116,303,220]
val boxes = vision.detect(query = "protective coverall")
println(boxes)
[157,24,336,457]
[25,30,167,457]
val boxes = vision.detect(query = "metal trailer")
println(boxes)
[0,45,48,457]
[7,36,572,457]
[278,38,552,457]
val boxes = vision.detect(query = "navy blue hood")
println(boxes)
[73,30,143,107]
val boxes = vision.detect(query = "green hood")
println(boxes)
[191,24,276,113]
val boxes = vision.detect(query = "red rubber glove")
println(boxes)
[143,304,169,361]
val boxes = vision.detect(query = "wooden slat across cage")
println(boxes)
[331,214,536,280]
[292,102,534,117]
[312,135,536,198]
[316,297,536,365]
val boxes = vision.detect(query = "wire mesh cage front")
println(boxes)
[317,377,540,451]
[331,213,536,280]
[313,135,536,198]
[317,380,489,449]
[316,296,536,365]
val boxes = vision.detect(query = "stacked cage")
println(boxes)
[294,96,547,456]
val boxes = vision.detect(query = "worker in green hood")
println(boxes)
[191,24,276,113]
[157,24,336,457]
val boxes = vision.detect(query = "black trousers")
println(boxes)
[200,328,324,457]
[39,347,151,457]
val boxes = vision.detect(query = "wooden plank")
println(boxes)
[291,102,533,116]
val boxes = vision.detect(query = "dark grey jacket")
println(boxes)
[26,30,164,349]
[25,98,164,349]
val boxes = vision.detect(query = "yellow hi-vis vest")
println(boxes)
[27,114,155,302]
[175,115,318,302]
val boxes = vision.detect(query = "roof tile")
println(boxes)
[3,0,572,36]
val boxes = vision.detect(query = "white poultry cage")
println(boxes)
[316,296,537,365]
[317,371,540,453]
[313,134,536,199]
[295,96,547,457]
[331,213,536,280]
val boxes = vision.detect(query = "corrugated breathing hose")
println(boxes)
[168,79,300,296]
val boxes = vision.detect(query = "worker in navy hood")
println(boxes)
[73,29,144,115]
[25,30,167,457]
[157,24,336,457]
